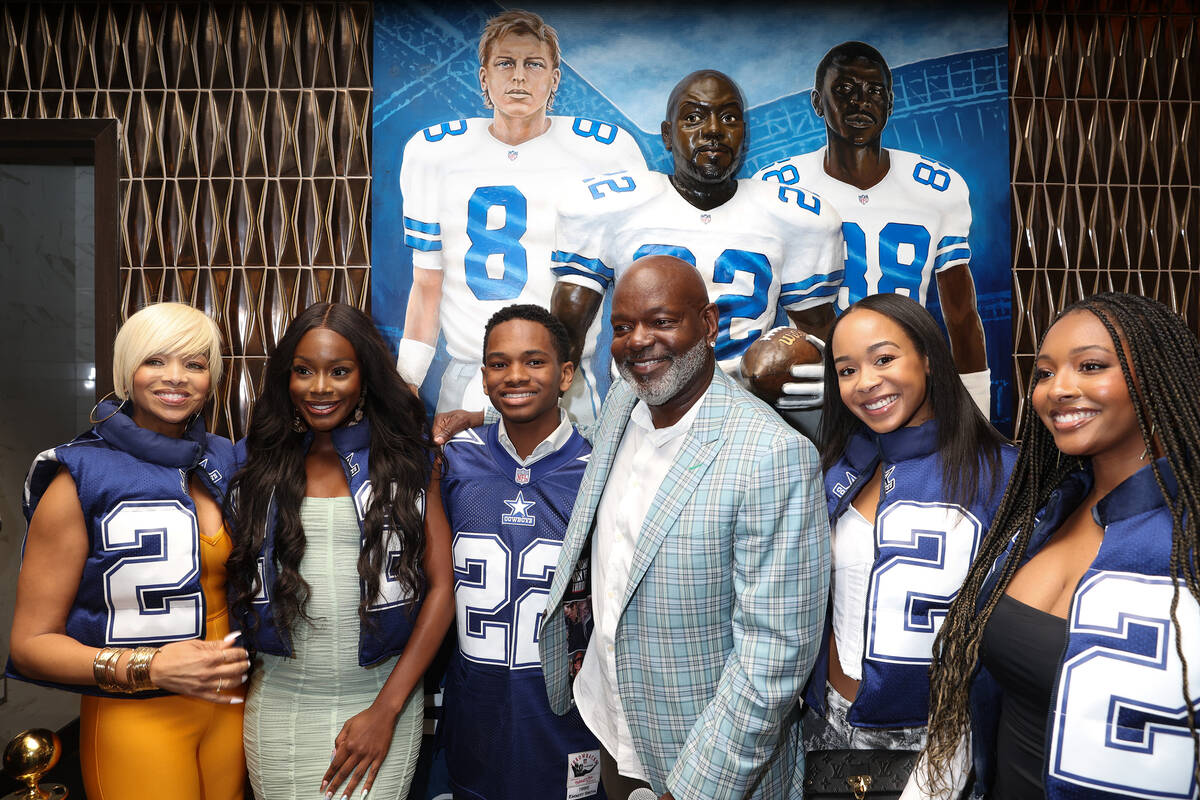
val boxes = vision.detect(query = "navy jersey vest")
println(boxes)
[970,460,1200,800]
[811,420,1016,728]
[238,420,425,666]
[7,399,236,698]
[440,422,604,800]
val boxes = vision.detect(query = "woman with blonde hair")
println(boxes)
[8,301,249,800]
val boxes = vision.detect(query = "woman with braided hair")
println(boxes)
[907,292,1200,799]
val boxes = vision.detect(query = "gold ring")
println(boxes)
[217,677,224,694]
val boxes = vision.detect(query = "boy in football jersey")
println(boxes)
[550,69,843,413]
[439,304,603,800]
[755,41,991,414]
[395,10,646,424]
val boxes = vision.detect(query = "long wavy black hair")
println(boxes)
[226,302,434,637]
[922,292,1200,794]
[818,292,1008,507]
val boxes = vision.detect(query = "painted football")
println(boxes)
[740,327,822,403]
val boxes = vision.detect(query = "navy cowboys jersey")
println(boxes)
[238,421,424,666]
[440,423,603,800]
[7,400,235,698]
[552,169,843,380]
[819,421,1016,730]
[973,462,1200,800]
[755,147,972,314]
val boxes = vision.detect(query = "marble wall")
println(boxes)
[0,163,96,739]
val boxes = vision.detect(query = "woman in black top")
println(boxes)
[911,293,1200,799]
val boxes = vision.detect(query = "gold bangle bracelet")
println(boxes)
[125,646,159,692]
[91,647,118,685]
[93,647,126,693]
[103,648,126,693]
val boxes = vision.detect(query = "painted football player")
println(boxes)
[439,304,602,800]
[396,10,646,423]
[551,70,843,410]
[755,41,991,414]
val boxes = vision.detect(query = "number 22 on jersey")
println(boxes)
[454,532,560,669]
[867,501,982,663]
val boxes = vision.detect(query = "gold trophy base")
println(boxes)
[2,785,68,800]
[3,729,69,800]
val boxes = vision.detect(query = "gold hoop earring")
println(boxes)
[89,391,123,425]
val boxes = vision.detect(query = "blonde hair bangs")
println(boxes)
[111,302,224,400]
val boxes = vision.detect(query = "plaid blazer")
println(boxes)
[540,366,831,799]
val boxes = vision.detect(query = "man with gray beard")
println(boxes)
[539,254,831,800]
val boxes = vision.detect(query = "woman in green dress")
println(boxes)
[227,302,454,800]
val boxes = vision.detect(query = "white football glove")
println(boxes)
[396,338,435,386]
[959,368,991,417]
[775,333,826,411]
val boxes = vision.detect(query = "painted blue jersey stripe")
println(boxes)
[405,234,441,252]
[782,270,845,294]
[403,216,440,235]
[933,247,971,270]
[551,250,614,282]
[781,285,838,305]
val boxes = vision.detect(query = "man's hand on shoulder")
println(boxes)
[432,409,485,445]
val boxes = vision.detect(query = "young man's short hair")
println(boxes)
[482,304,572,365]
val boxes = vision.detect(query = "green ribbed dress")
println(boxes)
[244,496,424,800]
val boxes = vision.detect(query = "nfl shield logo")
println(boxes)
[508,150,519,161]
[700,213,712,224]
[515,467,531,484]
[858,194,870,205]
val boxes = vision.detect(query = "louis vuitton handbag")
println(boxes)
[802,749,919,800]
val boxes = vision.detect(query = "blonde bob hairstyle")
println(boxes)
[111,302,224,402]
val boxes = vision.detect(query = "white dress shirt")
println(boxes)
[496,407,574,466]
[574,389,710,780]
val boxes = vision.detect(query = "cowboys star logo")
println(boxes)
[501,491,537,526]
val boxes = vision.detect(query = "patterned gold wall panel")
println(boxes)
[1,2,372,440]
[1009,5,1198,431]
